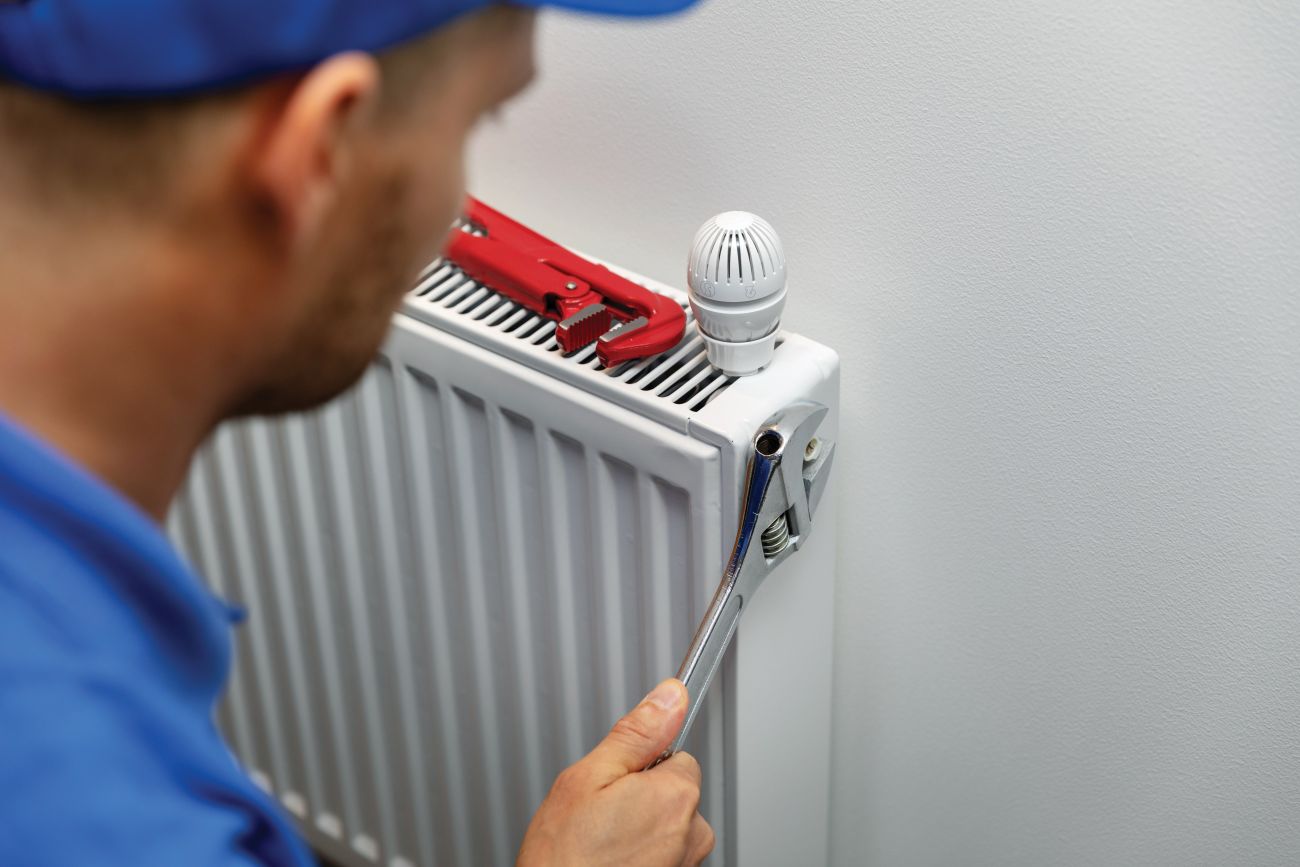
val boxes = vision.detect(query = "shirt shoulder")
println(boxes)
[0,670,315,867]
[0,415,314,866]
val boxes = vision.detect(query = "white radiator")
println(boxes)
[168,251,839,867]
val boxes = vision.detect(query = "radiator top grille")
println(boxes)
[407,259,742,414]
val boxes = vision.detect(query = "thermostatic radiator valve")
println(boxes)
[687,211,787,376]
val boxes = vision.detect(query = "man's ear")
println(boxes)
[249,52,381,249]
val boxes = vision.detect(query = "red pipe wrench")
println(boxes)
[443,197,686,366]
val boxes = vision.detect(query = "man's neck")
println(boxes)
[3,397,206,523]
[0,231,235,523]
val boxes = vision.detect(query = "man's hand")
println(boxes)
[517,679,715,867]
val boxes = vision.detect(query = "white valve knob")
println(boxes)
[687,211,786,376]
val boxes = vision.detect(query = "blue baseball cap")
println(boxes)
[0,0,700,98]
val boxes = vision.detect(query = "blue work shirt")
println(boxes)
[0,413,315,866]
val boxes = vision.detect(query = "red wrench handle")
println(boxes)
[446,230,596,321]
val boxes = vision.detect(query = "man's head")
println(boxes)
[0,6,537,417]
[0,0,697,517]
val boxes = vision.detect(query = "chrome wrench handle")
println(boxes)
[661,440,783,765]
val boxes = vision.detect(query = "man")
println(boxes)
[0,1,714,865]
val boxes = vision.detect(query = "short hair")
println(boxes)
[0,80,241,212]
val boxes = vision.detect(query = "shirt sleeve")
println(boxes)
[0,669,311,867]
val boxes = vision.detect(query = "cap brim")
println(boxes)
[514,0,701,16]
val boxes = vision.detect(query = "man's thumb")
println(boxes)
[583,679,687,785]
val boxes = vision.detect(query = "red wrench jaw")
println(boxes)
[556,304,615,353]
[595,301,687,366]
[539,254,688,362]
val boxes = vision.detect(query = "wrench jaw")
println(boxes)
[742,400,832,587]
[767,401,829,544]
[650,401,835,769]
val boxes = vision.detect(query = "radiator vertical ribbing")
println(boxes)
[171,330,729,867]
[279,413,363,845]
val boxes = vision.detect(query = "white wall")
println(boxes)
[469,2,1300,864]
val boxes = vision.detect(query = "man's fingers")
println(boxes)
[645,749,701,790]
[681,812,716,867]
[581,679,687,786]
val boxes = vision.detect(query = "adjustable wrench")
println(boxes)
[651,400,836,767]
